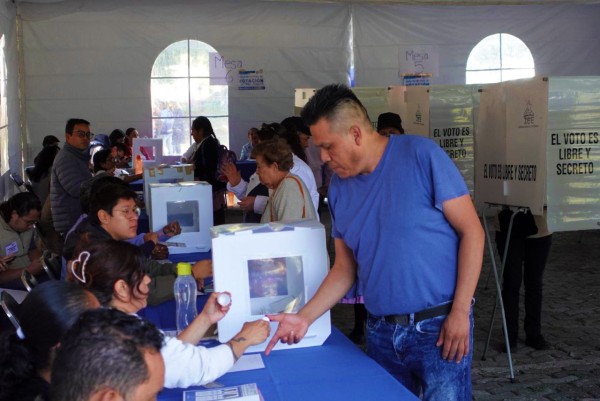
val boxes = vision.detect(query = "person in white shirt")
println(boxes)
[239,127,259,161]
[71,240,270,389]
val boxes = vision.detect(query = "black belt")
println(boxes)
[375,302,453,326]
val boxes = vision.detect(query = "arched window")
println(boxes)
[151,40,229,156]
[466,33,535,84]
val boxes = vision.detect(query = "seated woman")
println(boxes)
[92,148,142,183]
[0,280,99,401]
[0,192,44,287]
[71,240,270,389]
[252,138,317,223]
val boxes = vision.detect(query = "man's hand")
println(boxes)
[436,310,471,362]
[264,313,310,355]
[150,243,169,260]
[0,255,15,271]
[191,259,212,288]
[221,161,242,186]
[237,196,255,213]
[162,221,181,237]
[27,257,44,275]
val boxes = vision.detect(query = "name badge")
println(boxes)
[5,241,18,256]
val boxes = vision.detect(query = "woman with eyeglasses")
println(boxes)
[0,192,44,288]
[0,280,99,401]
[71,240,270,389]
[252,138,317,223]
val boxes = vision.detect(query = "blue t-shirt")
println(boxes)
[329,134,468,316]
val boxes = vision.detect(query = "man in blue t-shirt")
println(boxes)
[265,84,484,401]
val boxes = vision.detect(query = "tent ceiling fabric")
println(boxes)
[13,0,600,5]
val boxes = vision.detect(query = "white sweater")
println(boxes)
[161,333,235,388]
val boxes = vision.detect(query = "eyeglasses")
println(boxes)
[72,130,94,139]
[112,206,141,219]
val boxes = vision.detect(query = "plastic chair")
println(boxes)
[0,291,21,331]
[20,270,39,292]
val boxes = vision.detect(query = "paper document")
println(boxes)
[228,354,265,373]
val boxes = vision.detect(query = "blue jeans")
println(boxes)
[366,309,473,401]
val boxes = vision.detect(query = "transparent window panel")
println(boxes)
[467,34,501,70]
[152,41,189,78]
[248,256,305,315]
[151,78,190,116]
[190,78,228,116]
[205,116,229,148]
[501,34,535,69]
[189,40,217,77]
[466,70,502,85]
[166,200,199,233]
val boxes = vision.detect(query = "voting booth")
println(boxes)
[149,182,213,253]
[212,219,331,353]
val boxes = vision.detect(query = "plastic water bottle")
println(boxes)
[174,262,198,334]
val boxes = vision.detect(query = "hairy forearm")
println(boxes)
[298,262,356,325]
[452,226,485,315]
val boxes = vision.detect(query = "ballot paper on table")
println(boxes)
[183,383,262,401]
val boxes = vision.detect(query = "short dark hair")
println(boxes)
[71,240,148,306]
[109,129,126,146]
[300,83,370,127]
[252,138,294,171]
[89,184,138,225]
[125,127,137,137]
[281,116,310,136]
[42,135,60,147]
[92,149,113,173]
[256,123,278,142]
[79,175,127,214]
[0,281,95,399]
[50,308,163,401]
[192,116,215,138]
[0,192,41,222]
[30,145,60,182]
[65,118,91,134]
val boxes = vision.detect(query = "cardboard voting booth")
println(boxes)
[149,182,213,253]
[212,220,331,353]
[132,138,163,168]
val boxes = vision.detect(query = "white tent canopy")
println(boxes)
[2,0,600,197]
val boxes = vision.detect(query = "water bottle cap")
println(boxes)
[176,262,192,276]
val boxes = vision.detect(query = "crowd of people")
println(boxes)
[0,84,554,401]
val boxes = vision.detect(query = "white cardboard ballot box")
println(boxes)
[143,164,194,210]
[149,182,213,253]
[212,219,331,353]
[132,138,163,168]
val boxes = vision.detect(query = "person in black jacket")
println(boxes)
[192,116,227,225]
[0,281,99,401]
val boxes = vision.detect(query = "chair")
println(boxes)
[0,291,22,331]
[21,270,39,292]
[9,171,35,194]
[41,252,61,280]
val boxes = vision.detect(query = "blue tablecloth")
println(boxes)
[157,328,418,401]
